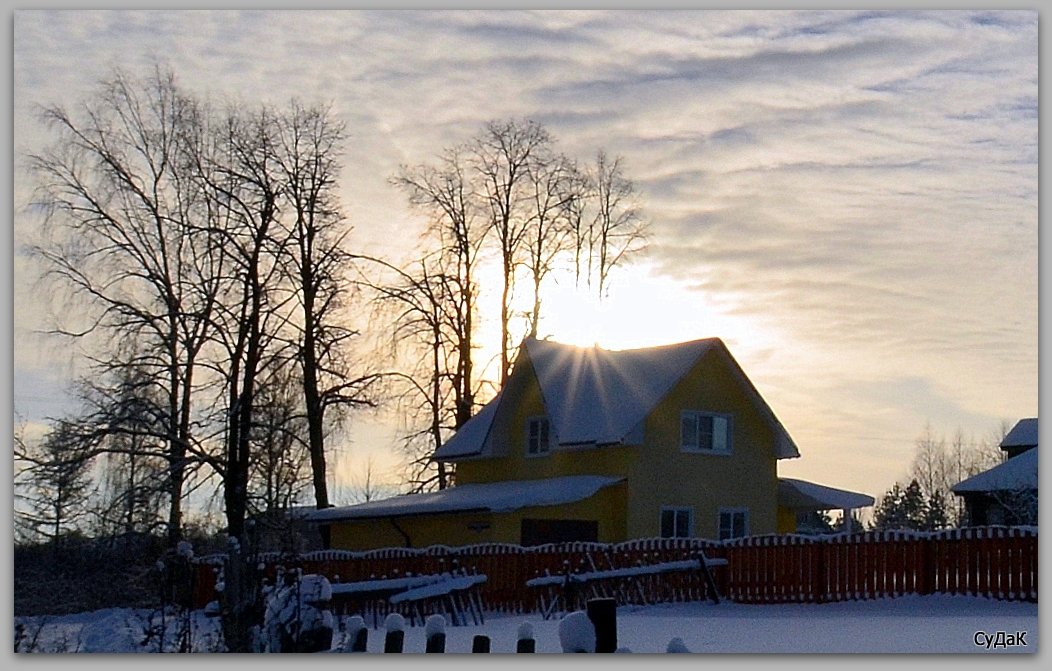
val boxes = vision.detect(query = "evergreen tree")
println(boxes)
[924,490,951,531]
[871,482,907,531]
[901,479,928,530]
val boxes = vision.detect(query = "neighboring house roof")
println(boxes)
[951,448,1038,494]
[435,337,800,460]
[305,475,626,523]
[777,478,875,511]
[1001,417,1038,450]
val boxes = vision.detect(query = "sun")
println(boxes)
[535,262,773,356]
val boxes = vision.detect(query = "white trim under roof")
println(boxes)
[306,475,626,523]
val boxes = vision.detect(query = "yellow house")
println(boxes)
[311,337,873,550]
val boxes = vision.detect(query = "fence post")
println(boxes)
[516,622,536,653]
[586,597,617,653]
[424,614,446,653]
[341,615,368,653]
[383,613,405,653]
[472,635,490,653]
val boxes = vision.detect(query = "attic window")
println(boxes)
[526,416,551,456]
[681,411,731,454]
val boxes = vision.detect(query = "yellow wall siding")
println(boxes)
[328,513,498,551]
[777,507,798,534]
[326,483,628,550]
[629,348,780,540]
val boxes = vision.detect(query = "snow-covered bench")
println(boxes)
[329,571,487,628]
[527,554,726,618]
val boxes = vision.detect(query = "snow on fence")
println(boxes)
[191,526,1037,612]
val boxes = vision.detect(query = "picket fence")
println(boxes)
[191,526,1037,613]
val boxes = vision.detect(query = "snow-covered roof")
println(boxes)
[777,478,875,511]
[951,448,1037,494]
[435,337,799,460]
[1000,418,1038,450]
[433,390,503,459]
[306,475,625,523]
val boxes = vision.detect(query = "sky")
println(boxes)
[8,8,1040,515]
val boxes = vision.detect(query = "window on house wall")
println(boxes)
[526,416,551,456]
[660,507,694,538]
[718,508,749,540]
[681,411,731,453]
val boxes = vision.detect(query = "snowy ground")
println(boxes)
[13,594,1038,655]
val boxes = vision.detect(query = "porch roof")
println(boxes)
[306,474,626,523]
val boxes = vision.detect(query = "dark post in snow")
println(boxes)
[384,629,404,653]
[351,627,368,652]
[516,622,536,653]
[586,597,618,653]
[425,632,446,653]
[472,635,490,653]
[384,613,406,653]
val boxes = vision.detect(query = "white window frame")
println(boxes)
[660,506,694,539]
[718,508,749,541]
[680,411,732,454]
[525,415,551,457]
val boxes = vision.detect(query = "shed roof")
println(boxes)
[951,448,1037,494]
[777,478,876,511]
[305,475,625,523]
[1001,418,1038,450]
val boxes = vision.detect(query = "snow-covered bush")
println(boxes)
[558,610,595,653]
[261,571,333,652]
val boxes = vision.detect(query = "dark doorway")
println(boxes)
[520,518,598,546]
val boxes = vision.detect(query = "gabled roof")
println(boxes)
[777,478,875,511]
[1000,418,1038,450]
[305,475,626,523]
[434,337,799,461]
[951,448,1038,494]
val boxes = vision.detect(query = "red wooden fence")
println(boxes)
[192,526,1037,611]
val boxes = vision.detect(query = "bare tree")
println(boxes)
[472,119,553,383]
[392,145,486,431]
[273,101,378,509]
[14,420,96,546]
[522,153,578,337]
[247,369,312,515]
[85,366,170,537]
[355,253,458,491]
[197,104,294,545]
[590,150,647,301]
[27,66,224,546]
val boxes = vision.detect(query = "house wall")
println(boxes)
[630,348,780,539]
[777,507,798,533]
[455,345,782,542]
[326,483,628,550]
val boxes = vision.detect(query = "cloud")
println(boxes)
[11,9,1037,501]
